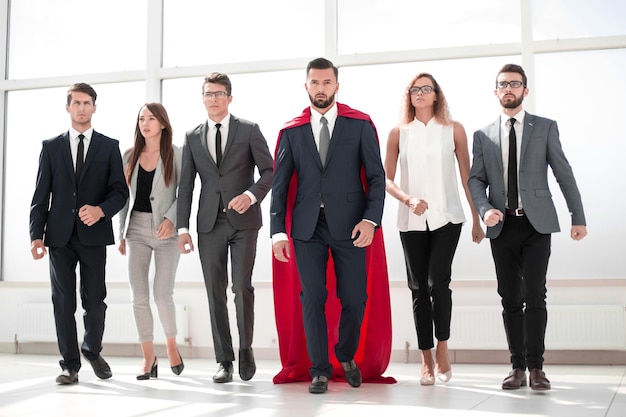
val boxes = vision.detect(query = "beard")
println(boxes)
[309,93,335,109]
[499,93,524,109]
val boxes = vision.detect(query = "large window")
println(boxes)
[1,0,625,282]
[8,0,147,79]
[162,0,324,68]
[4,82,145,282]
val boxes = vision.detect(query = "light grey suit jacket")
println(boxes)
[468,112,585,239]
[118,145,182,240]
[177,114,273,233]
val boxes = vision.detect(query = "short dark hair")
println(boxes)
[67,83,97,105]
[306,57,338,80]
[202,72,232,96]
[497,63,527,87]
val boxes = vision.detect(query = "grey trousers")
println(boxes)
[126,211,181,342]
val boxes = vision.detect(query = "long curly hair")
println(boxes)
[399,72,452,126]
[124,102,175,187]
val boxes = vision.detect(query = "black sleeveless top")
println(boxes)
[132,164,155,213]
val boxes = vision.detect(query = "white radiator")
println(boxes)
[450,305,626,350]
[16,303,189,345]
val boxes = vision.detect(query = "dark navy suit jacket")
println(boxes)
[30,131,128,247]
[270,113,385,241]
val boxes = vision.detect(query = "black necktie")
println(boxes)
[215,123,222,166]
[507,118,518,210]
[319,116,330,167]
[75,134,85,184]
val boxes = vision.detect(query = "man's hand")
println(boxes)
[571,225,587,241]
[178,233,194,254]
[273,241,290,262]
[79,205,104,226]
[228,194,253,214]
[483,209,504,227]
[352,221,375,248]
[30,239,47,260]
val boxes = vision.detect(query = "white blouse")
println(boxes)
[396,118,465,232]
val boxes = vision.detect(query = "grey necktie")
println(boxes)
[319,116,330,167]
[75,134,85,184]
[507,118,518,210]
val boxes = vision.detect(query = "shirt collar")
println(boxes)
[208,114,230,129]
[310,103,338,125]
[501,109,525,128]
[70,127,93,141]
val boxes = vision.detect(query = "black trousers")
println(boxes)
[49,225,107,372]
[490,215,551,371]
[400,222,462,350]
[293,209,368,379]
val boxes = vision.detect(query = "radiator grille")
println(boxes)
[16,303,188,345]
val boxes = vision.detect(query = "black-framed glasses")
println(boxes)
[496,81,525,89]
[408,85,434,95]
[203,91,228,99]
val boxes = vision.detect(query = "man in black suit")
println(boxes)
[30,83,128,385]
[270,58,386,394]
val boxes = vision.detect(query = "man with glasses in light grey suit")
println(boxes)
[469,63,587,392]
[177,72,274,383]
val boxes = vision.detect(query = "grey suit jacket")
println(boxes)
[177,114,274,233]
[118,145,182,240]
[468,112,585,239]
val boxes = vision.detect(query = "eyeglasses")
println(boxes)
[408,86,434,95]
[203,91,228,99]
[496,81,525,89]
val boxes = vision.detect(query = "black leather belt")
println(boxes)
[505,208,525,216]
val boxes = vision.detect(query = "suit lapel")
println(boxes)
[152,156,164,193]
[222,115,237,163]
[325,116,345,167]
[520,113,536,163]
[79,131,103,184]
[61,132,75,181]
[488,119,504,173]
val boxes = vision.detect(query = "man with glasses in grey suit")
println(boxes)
[177,72,274,383]
[469,63,587,392]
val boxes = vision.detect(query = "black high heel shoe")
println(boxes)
[171,350,184,375]
[136,357,158,380]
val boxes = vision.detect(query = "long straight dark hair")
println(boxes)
[124,102,175,187]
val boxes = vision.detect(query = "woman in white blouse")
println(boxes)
[384,73,484,385]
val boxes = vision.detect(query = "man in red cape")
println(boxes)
[270,59,395,390]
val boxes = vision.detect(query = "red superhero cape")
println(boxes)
[272,103,395,384]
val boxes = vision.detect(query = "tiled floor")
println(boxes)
[0,354,624,417]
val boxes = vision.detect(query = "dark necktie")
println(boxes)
[215,123,222,166]
[75,134,85,184]
[507,118,518,210]
[319,116,330,167]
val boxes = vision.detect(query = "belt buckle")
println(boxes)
[514,208,524,216]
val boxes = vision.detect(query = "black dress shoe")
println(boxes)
[502,368,527,390]
[56,369,79,385]
[239,348,256,381]
[340,360,362,387]
[171,349,184,375]
[308,375,328,394]
[85,354,112,380]
[137,357,158,380]
[529,368,551,391]
[213,361,233,383]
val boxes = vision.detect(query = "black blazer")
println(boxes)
[30,131,128,247]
